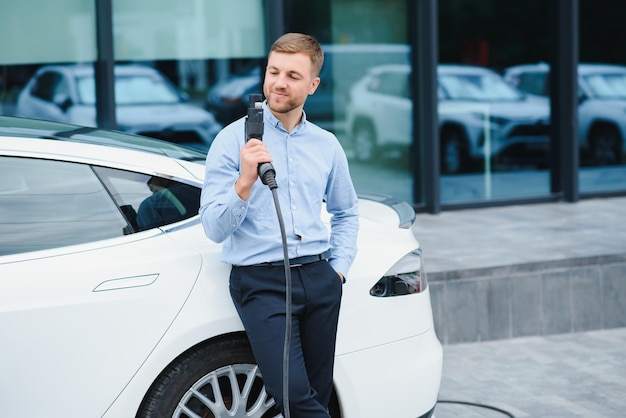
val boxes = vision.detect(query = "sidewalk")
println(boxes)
[409,196,626,417]
[434,327,626,418]
[412,196,626,275]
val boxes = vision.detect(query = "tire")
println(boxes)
[440,129,468,174]
[589,125,622,166]
[352,122,378,162]
[137,337,279,418]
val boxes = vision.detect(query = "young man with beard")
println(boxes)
[200,33,359,417]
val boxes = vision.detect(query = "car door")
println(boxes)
[0,156,203,416]
[374,69,412,146]
[22,70,73,123]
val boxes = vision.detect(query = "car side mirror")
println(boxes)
[178,90,190,102]
[53,93,73,112]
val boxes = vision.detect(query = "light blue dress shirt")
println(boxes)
[200,101,359,276]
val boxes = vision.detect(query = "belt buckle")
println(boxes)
[290,263,303,268]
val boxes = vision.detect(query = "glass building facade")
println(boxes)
[1,0,624,213]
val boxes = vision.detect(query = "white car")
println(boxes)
[15,64,222,151]
[346,64,551,174]
[0,116,442,418]
[504,62,626,166]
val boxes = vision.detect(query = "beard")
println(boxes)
[264,88,305,114]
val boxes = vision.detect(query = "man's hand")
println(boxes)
[236,139,273,200]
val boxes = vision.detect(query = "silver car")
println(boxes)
[504,62,626,166]
[346,64,551,174]
[16,64,222,151]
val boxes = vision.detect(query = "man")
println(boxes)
[199,33,359,417]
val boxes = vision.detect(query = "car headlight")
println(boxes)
[370,249,428,297]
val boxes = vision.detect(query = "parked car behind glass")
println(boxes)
[205,44,411,133]
[15,64,222,151]
[346,64,551,174]
[504,62,626,166]
[0,116,442,418]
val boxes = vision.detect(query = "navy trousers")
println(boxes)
[229,260,342,418]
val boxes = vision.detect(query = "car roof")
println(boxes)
[0,116,207,163]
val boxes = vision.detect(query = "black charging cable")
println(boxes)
[245,94,292,418]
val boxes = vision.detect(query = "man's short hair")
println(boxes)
[270,33,324,76]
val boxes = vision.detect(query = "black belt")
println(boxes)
[249,250,331,268]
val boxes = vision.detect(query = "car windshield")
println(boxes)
[583,72,626,99]
[76,75,181,105]
[439,73,522,101]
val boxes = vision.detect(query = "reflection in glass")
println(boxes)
[0,157,127,255]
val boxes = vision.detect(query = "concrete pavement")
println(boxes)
[434,327,626,418]
[409,196,626,417]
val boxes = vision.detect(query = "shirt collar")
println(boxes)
[263,100,308,134]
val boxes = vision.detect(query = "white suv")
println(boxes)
[504,62,626,166]
[16,64,222,151]
[346,64,551,174]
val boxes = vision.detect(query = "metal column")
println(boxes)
[412,0,440,213]
[95,0,116,130]
[550,0,579,201]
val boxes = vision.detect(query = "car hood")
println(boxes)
[440,99,550,120]
[584,97,626,105]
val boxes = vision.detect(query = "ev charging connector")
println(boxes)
[245,94,292,418]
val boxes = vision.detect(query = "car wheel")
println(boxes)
[589,125,622,166]
[440,129,468,174]
[352,122,378,162]
[137,337,279,418]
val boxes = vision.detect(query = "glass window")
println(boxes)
[93,166,201,232]
[578,0,626,192]
[516,71,549,97]
[439,0,552,204]
[287,0,413,204]
[31,72,63,102]
[0,157,202,256]
[76,73,182,105]
[0,157,127,256]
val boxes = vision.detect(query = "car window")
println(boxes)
[93,166,201,232]
[516,71,549,96]
[31,71,62,102]
[583,72,626,99]
[0,157,128,256]
[377,71,410,99]
[0,157,202,257]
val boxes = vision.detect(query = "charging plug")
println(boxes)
[246,94,277,189]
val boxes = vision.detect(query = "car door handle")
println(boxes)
[93,274,159,292]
